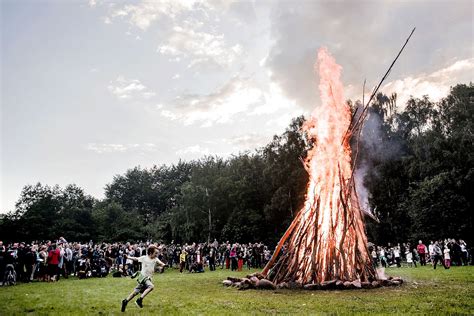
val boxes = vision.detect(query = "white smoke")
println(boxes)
[354,163,371,215]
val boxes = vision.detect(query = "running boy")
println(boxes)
[121,245,165,312]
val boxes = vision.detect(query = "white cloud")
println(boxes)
[108,75,156,100]
[88,0,97,8]
[160,77,264,127]
[108,1,208,30]
[222,133,271,151]
[380,58,474,107]
[172,73,181,80]
[98,1,243,69]
[159,75,304,127]
[175,144,210,157]
[86,143,157,154]
[249,82,297,115]
[157,26,242,68]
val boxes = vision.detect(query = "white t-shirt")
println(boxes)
[138,255,164,278]
[443,248,450,260]
[428,244,435,255]
[393,249,400,258]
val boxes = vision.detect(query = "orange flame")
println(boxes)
[288,47,371,283]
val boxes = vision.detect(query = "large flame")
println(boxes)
[263,47,375,285]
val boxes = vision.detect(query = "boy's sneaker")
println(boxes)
[121,299,128,312]
[135,298,143,308]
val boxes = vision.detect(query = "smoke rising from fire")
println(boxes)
[353,96,404,217]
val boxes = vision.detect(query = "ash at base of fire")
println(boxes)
[222,272,403,291]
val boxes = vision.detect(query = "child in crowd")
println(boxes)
[444,245,451,269]
[406,249,415,267]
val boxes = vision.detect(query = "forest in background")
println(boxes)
[1,84,472,246]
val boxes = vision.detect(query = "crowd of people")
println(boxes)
[0,237,470,286]
[369,239,470,269]
[0,238,273,285]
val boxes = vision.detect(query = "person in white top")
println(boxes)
[121,245,165,312]
[443,245,451,269]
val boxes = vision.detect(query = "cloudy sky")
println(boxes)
[1,0,472,213]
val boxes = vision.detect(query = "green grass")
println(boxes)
[0,266,473,315]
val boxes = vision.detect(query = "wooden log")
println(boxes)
[249,276,259,286]
[303,283,321,290]
[256,279,276,290]
[276,282,289,289]
[392,277,403,284]
[222,280,233,287]
[247,272,265,280]
[321,279,337,289]
[287,281,303,290]
[381,279,391,286]
[238,282,252,290]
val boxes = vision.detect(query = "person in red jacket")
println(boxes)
[417,240,427,266]
[47,243,60,282]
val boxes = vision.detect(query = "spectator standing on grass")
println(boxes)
[225,243,231,269]
[443,244,451,269]
[179,249,187,273]
[400,243,406,261]
[230,244,237,271]
[65,244,73,276]
[24,245,36,282]
[371,247,378,268]
[47,243,60,282]
[379,247,387,268]
[237,245,244,271]
[429,241,435,264]
[16,242,26,282]
[406,248,416,267]
[0,241,5,281]
[208,246,216,271]
[432,241,444,269]
[460,240,469,265]
[417,240,427,266]
[57,243,67,279]
[38,245,48,281]
[451,239,462,266]
[393,246,401,267]
[245,244,252,270]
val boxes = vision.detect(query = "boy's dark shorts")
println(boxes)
[134,279,154,293]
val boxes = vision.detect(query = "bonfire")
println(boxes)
[224,29,414,290]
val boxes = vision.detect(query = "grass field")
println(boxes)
[0,265,473,315]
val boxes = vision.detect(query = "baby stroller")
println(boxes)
[3,264,17,286]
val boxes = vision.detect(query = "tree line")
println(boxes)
[1,84,472,246]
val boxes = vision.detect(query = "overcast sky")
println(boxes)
[1,0,472,213]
